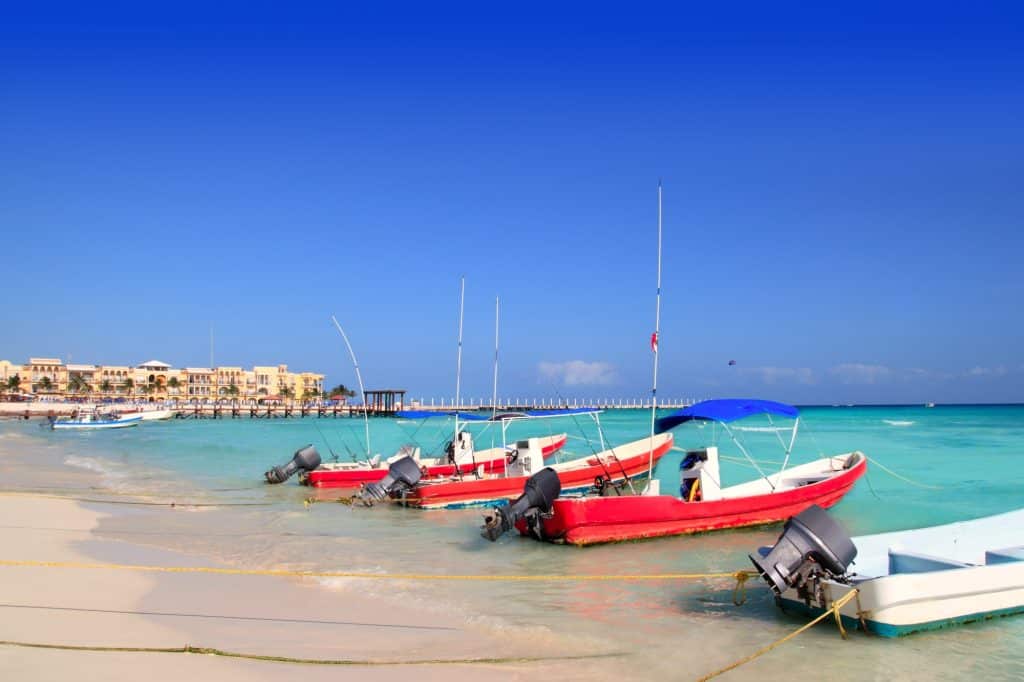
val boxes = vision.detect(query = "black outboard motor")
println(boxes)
[357,456,423,506]
[749,504,857,597]
[265,445,322,484]
[481,467,561,541]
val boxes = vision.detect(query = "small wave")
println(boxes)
[883,420,915,427]
[64,454,122,476]
[730,426,792,433]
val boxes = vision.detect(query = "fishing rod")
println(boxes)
[551,387,634,494]
[310,421,341,463]
[330,316,371,458]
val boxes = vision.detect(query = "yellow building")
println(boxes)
[1,358,323,403]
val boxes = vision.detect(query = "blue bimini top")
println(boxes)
[655,399,799,433]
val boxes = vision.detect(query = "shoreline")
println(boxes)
[0,437,621,681]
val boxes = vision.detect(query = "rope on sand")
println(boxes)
[0,639,622,667]
[0,558,755,586]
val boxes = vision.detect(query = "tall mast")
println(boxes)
[647,181,663,489]
[330,316,370,457]
[454,277,466,440]
[491,296,500,421]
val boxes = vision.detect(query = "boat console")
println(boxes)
[679,447,722,502]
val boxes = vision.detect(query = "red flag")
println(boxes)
[650,331,658,353]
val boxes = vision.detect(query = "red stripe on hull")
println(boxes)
[404,435,673,509]
[304,434,568,489]
[538,456,866,545]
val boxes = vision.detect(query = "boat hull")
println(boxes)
[405,433,674,510]
[52,416,142,430]
[304,434,568,489]
[779,561,1024,637]
[531,453,866,545]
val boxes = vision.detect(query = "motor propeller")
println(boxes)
[481,467,561,541]
[265,445,322,484]
[357,455,423,506]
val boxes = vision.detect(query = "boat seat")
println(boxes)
[888,549,972,575]
[985,546,1024,565]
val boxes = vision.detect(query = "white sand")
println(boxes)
[0,495,607,681]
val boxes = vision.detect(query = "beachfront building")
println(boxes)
[0,358,324,403]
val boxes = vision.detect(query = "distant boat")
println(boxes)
[138,408,175,421]
[751,505,1024,637]
[926,402,936,408]
[50,408,141,430]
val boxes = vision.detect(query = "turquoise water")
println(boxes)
[3,404,1024,679]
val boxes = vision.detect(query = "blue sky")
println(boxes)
[2,3,1022,404]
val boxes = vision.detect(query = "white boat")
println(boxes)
[137,408,175,421]
[751,505,1024,637]
[50,409,142,430]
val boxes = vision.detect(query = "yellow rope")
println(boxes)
[696,588,860,681]
[0,639,617,666]
[0,559,755,584]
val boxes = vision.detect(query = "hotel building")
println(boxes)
[1,358,325,402]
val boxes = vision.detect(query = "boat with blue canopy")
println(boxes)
[481,397,866,545]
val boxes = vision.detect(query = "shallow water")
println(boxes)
[3,404,1024,680]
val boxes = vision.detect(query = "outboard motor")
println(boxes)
[749,505,857,597]
[481,467,561,541]
[265,445,322,484]
[357,455,422,506]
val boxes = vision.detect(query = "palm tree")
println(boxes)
[123,377,134,396]
[39,376,53,393]
[99,379,113,396]
[7,375,20,394]
[168,377,180,392]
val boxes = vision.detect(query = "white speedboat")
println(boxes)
[50,409,142,430]
[137,408,175,421]
[751,505,1024,637]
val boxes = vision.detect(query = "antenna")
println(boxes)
[647,180,663,490]
[454,277,466,442]
[330,316,371,457]
[491,296,500,421]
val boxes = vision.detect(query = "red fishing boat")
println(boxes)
[303,429,568,489]
[482,399,866,545]
[398,431,674,510]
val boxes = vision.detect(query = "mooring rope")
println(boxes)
[695,588,860,681]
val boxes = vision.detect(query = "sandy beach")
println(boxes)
[0,435,618,682]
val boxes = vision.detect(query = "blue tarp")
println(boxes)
[395,407,599,422]
[655,399,799,433]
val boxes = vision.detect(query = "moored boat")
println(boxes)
[50,408,142,430]
[750,504,1024,637]
[302,427,570,489]
[482,399,865,544]
[397,430,673,510]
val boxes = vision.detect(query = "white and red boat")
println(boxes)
[302,428,569,489]
[483,399,866,545]
[397,430,674,510]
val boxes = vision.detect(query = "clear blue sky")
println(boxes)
[3,3,1022,404]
